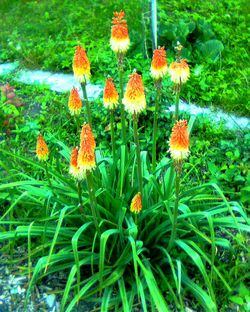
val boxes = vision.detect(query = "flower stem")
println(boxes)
[152,87,161,171]
[133,113,143,196]
[45,161,53,191]
[174,88,180,120]
[75,115,81,132]
[86,173,100,236]
[167,89,180,198]
[77,180,84,215]
[110,109,116,160]
[81,81,92,126]
[118,58,126,144]
[167,172,181,250]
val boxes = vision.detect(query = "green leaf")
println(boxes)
[137,257,170,312]
[197,39,224,62]
[229,296,244,305]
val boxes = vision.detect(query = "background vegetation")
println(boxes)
[0,0,249,115]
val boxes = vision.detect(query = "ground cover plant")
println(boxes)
[0,5,250,312]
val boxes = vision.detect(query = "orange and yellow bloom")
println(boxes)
[130,192,142,214]
[69,147,81,179]
[36,134,49,161]
[151,47,168,80]
[110,11,130,54]
[122,72,146,114]
[73,46,91,82]
[77,124,96,174]
[169,120,190,161]
[68,87,82,115]
[169,59,190,84]
[103,78,119,110]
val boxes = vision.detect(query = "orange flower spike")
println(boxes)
[122,72,146,114]
[78,124,96,174]
[103,77,119,110]
[110,11,130,54]
[130,192,142,214]
[68,87,82,115]
[36,134,49,161]
[169,120,190,161]
[73,46,91,82]
[151,47,168,80]
[80,124,96,151]
[69,147,82,179]
[169,59,190,84]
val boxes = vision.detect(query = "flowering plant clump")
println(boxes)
[110,11,130,54]
[122,72,146,114]
[1,10,247,312]
[73,45,91,82]
[36,133,49,161]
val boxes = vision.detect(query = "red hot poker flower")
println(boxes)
[73,46,91,82]
[122,72,146,114]
[68,87,82,115]
[103,77,119,110]
[77,124,96,175]
[110,11,130,54]
[36,134,49,161]
[169,59,190,84]
[130,192,142,214]
[150,47,168,80]
[169,120,190,161]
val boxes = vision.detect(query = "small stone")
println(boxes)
[46,294,56,308]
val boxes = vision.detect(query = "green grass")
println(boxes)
[0,0,249,115]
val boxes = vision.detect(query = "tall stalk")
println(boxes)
[167,171,181,250]
[166,89,180,198]
[133,113,143,196]
[77,181,83,215]
[110,109,116,160]
[44,161,53,191]
[118,55,126,144]
[86,173,100,235]
[81,81,92,126]
[74,115,81,133]
[152,87,161,171]
[174,89,180,120]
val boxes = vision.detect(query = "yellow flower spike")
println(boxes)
[150,47,168,80]
[110,11,130,54]
[103,77,119,110]
[73,46,91,83]
[122,72,146,114]
[130,192,142,214]
[169,120,190,161]
[68,87,82,116]
[69,147,82,180]
[77,124,96,174]
[36,133,49,161]
[169,59,190,85]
